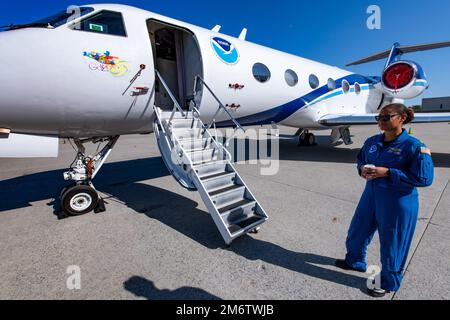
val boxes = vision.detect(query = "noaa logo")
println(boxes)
[369,145,378,154]
[211,37,239,65]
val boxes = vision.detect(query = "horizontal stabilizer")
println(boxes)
[319,113,450,126]
[347,41,450,66]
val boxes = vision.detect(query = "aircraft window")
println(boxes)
[355,82,361,95]
[342,80,350,93]
[285,69,298,87]
[309,74,320,89]
[7,7,94,30]
[253,63,271,83]
[75,10,127,37]
[327,78,336,91]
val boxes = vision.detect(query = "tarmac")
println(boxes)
[0,123,449,300]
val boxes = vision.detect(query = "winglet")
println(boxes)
[212,25,221,33]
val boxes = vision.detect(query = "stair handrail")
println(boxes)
[193,75,245,133]
[155,70,186,123]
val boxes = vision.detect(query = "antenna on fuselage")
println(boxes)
[239,28,247,40]
[212,25,221,32]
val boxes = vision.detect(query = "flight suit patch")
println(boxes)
[420,147,431,156]
[388,147,402,156]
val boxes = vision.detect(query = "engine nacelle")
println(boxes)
[380,61,428,99]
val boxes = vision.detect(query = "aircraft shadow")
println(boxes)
[0,154,368,293]
[227,136,450,168]
[0,157,170,213]
[101,182,224,250]
[124,276,222,300]
[106,181,367,292]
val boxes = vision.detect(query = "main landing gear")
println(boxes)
[59,136,120,218]
[296,129,316,147]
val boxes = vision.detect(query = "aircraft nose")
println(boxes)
[0,30,51,132]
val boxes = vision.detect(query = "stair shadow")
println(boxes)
[231,236,367,291]
[100,182,224,250]
[124,276,222,300]
[106,181,367,291]
[0,157,169,213]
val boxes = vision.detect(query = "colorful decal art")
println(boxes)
[83,51,129,77]
[210,37,239,65]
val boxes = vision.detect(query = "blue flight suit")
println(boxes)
[345,129,434,292]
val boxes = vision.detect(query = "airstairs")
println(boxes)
[153,71,268,245]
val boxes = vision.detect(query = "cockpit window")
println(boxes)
[1,7,94,31]
[34,7,94,28]
[73,11,127,37]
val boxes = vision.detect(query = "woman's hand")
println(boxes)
[365,167,390,180]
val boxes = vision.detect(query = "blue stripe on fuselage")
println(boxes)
[216,74,371,127]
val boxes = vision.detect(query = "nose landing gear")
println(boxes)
[58,136,119,219]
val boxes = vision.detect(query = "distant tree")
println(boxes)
[411,105,422,113]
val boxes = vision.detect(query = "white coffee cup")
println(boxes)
[363,164,376,180]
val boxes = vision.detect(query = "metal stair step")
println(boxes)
[201,171,233,181]
[192,155,219,166]
[202,172,236,192]
[209,184,243,197]
[160,111,194,120]
[194,162,228,178]
[210,184,246,209]
[165,118,200,129]
[221,200,257,225]
[180,138,212,151]
[173,128,204,140]
[228,215,265,235]
[189,148,216,164]
[218,198,254,214]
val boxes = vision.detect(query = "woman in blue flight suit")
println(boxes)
[335,103,434,297]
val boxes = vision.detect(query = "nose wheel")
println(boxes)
[61,184,99,216]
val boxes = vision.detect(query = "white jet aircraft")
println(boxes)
[1,4,449,244]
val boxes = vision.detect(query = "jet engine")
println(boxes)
[380,61,427,99]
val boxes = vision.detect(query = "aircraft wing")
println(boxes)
[319,113,450,126]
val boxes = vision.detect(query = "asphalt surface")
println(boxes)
[0,123,449,300]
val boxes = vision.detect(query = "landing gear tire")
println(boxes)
[61,185,99,216]
[299,132,316,146]
[305,133,315,146]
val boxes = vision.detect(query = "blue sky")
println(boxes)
[1,0,449,106]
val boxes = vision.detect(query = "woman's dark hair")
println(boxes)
[381,103,415,125]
